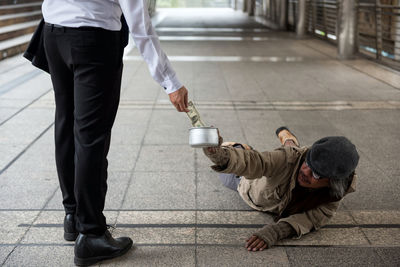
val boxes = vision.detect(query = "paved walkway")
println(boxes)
[0,8,399,266]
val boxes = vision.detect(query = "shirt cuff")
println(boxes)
[161,75,183,94]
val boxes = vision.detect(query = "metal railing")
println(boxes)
[288,0,299,30]
[306,0,338,43]
[358,0,400,69]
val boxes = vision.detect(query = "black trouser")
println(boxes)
[43,24,123,235]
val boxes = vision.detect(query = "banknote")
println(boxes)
[186,101,205,127]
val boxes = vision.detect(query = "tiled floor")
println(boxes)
[0,8,399,267]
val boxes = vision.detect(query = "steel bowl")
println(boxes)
[189,127,219,148]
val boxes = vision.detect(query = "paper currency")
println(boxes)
[186,101,205,127]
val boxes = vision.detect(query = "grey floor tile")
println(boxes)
[236,110,285,148]
[108,145,141,172]
[105,172,132,210]
[198,109,245,142]
[44,172,131,212]
[0,108,19,123]
[3,245,75,267]
[117,211,195,224]
[144,109,190,145]
[2,107,54,127]
[0,211,39,244]
[277,110,340,146]
[113,109,152,126]
[100,246,195,267]
[2,75,52,100]
[197,246,289,267]
[351,210,400,224]
[135,145,194,172]
[44,189,64,210]
[0,121,52,146]
[0,171,58,209]
[362,228,400,246]
[111,227,195,245]
[122,171,196,209]
[197,172,252,210]
[197,210,274,225]
[21,227,66,244]
[341,149,400,210]
[285,247,385,267]
[375,247,400,266]
[0,246,14,265]
[197,153,218,172]
[111,124,147,145]
[282,228,369,246]
[0,143,26,171]
[197,228,259,245]
[8,139,57,173]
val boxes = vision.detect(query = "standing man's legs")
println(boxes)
[43,26,77,239]
[44,24,132,265]
[71,28,122,234]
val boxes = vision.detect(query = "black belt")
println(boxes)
[45,22,65,28]
[44,22,108,32]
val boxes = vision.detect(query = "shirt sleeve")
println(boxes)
[278,201,340,237]
[118,0,183,94]
[214,147,288,180]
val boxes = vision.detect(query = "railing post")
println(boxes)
[279,0,288,30]
[297,0,307,36]
[337,0,359,59]
[395,3,400,60]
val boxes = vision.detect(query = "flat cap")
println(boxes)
[306,136,359,179]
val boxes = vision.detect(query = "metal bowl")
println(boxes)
[189,127,219,148]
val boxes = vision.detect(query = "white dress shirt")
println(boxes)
[42,0,182,94]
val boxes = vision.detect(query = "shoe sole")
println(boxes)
[64,232,78,242]
[275,126,300,146]
[74,240,133,266]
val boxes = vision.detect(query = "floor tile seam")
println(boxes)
[0,186,59,266]
[0,209,258,212]
[0,60,30,76]
[299,38,400,91]
[341,56,400,91]
[115,104,400,111]
[20,223,400,229]
[0,88,52,127]
[342,203,373,246]
[355,148,394,182]
[120,61,143,95]
[0,69,43,96]
[251,69,272,102]
[218,61,250,145]
[1,243,399,248]
[114,87,162,225]
[0,122,54,176]
[194,149,198,267]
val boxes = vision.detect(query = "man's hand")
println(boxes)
[245,235,268,251]
[204,130,223,155]
[169,86,189,112]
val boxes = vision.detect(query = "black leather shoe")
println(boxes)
[74,230,133,266]
[64,214,78,241]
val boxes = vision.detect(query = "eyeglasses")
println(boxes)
[305,161,321,180]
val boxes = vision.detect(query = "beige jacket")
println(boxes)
[213,146,357,237]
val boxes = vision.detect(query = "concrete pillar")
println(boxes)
[279,0,288,30]
[247,0,255,16]
[337,0,358,59]
[296,0,307,36]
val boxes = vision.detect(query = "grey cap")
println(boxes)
[306,136,359,179]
